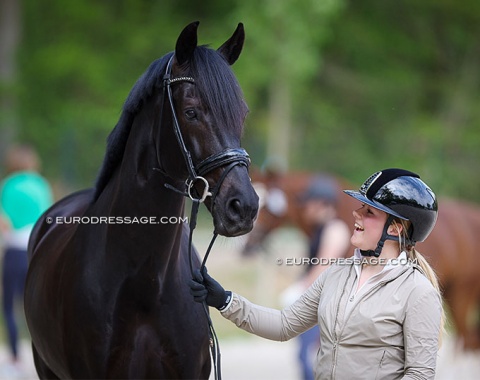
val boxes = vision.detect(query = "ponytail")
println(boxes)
[407,248,446,346]
[393,219,447,347]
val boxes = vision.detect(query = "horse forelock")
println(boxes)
[190,46,246,137]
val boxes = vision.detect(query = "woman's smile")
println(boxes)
[354,222,364,232]
[351,203,387,250]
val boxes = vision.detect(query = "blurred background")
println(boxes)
[1,0,480,378]
[2,0,480,198]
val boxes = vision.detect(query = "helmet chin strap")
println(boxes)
[360,215,399,257]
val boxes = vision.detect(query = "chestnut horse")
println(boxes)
[243,169,480,350]
[242,169,358,255]
[25,22,258,379]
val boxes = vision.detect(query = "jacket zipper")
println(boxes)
[342,266,410,329]
[330,265,411,378]
[330,266,354,379]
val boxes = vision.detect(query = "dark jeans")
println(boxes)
[2,247,28,360]
[298,325,320,380]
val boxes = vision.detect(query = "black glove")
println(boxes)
[188,268,232,310]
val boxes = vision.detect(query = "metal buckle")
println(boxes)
[187,176,212,203]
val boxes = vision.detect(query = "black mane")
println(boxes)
[93,46,245,200]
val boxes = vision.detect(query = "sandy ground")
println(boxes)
[0,336,479,379]
[217,335,480,380]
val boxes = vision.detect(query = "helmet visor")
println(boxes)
[343,190,409,220]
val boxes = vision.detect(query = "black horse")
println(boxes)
[24,22,258,379]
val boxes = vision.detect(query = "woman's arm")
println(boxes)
[221,279,322,341]
[0,208,12,235]
[402,283,442,379]
[190,267,325,342]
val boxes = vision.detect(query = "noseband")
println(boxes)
[162,55,251,203]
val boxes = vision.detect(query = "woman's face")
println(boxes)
[351,203,388,250]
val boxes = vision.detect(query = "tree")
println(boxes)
[231,0,344,169]
[0,0,21,159]
[10,0,480,202]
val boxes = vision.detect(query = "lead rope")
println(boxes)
[184,161,245,380]
[187,198,221,380]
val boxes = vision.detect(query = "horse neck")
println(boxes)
[96,109,188,274]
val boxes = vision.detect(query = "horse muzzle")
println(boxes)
[209,169,259,237]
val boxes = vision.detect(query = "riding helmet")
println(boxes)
[344,168,438,243]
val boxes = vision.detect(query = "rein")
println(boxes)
[159,55,250,380]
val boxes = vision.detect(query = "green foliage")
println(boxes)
[8,0,480,202]
[17,0,187,186]
[290,0,480,200]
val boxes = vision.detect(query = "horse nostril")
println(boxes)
[228,199,242,215]
[217,195,258,236]
[227,198,258,220]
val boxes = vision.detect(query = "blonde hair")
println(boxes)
[4,144,40,174]
[392,219,446,346]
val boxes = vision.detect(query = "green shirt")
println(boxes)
[0,171,53,230]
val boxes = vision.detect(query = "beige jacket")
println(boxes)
[221,254,442,379]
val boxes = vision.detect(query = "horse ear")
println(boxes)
[217,23,245,65]
[175,21,199,67]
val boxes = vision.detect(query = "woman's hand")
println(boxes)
[188,268,231,310]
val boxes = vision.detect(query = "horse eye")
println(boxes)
[185,109,197,120]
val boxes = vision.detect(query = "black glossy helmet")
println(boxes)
[344,168,438,248]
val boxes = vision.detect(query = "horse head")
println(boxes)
[156,22,258,237]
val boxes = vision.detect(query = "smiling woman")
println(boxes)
[190,168,445,380]
[351,203,388,253]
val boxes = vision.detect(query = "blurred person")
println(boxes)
[280,175,350,380]
[0,145,53,376]
[190,168,445,380]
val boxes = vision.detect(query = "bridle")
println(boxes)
[162,55,250,204]
[158,54,251,380]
